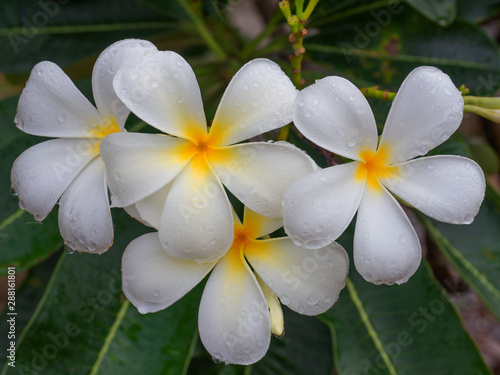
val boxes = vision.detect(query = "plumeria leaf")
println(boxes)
[456,0,500,23]
[0,254,59,369]
[321,225,491,374]
[308,6,500,96]
[0,0,176,74]
[403,0,456,26]
[420,189,500,321]
[1,210,201,375]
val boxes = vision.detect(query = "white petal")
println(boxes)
[199,248,271,365]
[380,66,464,164]
[100,132,195,207]
[243,206,283,240]
[209,141,317,218]
[92,39,158,127]
[292,76,378,160]
[282,162,365,249]
[159,156,233,262]
[208,59,297,146]
[16,61,102,138]
[131,182,173,230]
[11,139,97,220]
[245,238,348,315]
[58,158,113,254]
[113,50,207,140]
[354,186,421,285]
[380,155,485,224]
[122,232,215,314]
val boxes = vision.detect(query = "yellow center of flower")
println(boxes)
[90,117,121,156]
[355,143,397,191]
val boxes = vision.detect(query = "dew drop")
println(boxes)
[243,83,249,90]
[115,172,121,180]
[57,112,66,123]
[399,235,407,244]
[153,289,160,297]
[64,244,74,254]
[463,213,475,224]
[212,353,224,364]
[427,163,436,171]
[10,188,17,196]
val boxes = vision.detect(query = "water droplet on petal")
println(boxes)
[10,188,17,196]
[57,113,66,123]
[153,289,160,297]
[64,244,74,254]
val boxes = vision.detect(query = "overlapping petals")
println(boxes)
[102,50,317,262]
[11,39,156,253]
[283,66,486,285]
[122,206,348,365]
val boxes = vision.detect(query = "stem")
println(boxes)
[302,0,320,20]
[464,95,500,109]
[359,86,396,101]
[177,0,227,61]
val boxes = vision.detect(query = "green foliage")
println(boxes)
[1,0,499,374]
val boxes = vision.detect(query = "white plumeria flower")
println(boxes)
[10,39,157,254]
[282,66,486,285]
[122,205,348,365]
[100,50,317,262]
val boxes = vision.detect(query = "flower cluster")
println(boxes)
[11,38,485,364]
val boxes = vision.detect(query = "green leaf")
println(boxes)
[320,225,492,375]
[1,210,199,375]
[456,0,500,23]
[0,254,59,369]
[403,0,456,25]
[420,190,500,322]
[0,95,62,275]
[0,0,176,73]
[252,309,333,375]
[307,7,500,96]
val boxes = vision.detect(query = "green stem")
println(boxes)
[360,86,396,101]
[463,95,500,109]
[302,0,320,20]
[177,0,226,61]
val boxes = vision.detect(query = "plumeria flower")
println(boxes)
[282,66,486,285]
[122,205,348,365]
[100,49,317,262]
[10,39,157,253]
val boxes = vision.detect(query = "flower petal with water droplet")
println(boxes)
[380,155,485,224]
[11,138,97,221]
[16,61,102,138]
[292,76,378,160]
[159,155,234,262]
[282,162,364,249]
[198,246,271,365]
[208,59,297,146]
[113,50,208,141]
[380,66,464,164]
[354,185,421,285]
[93,39,158,127]
[242,206,283,240]
[245,238,349,315]
[100,132,195,207]
[58,158,113,254]
[122,232,215,314]
[209,141,317,218]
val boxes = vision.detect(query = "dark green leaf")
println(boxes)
[0,0,177,73]
[252,308,333,375]
[456,0,500,23]
[322,255,491,374]
[420,190,500,322]
[1,210,199,375]
[403,0,456,25]
[307,7,500,96]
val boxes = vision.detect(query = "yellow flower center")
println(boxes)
[90,117,121,156]
[355,143,397,191]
